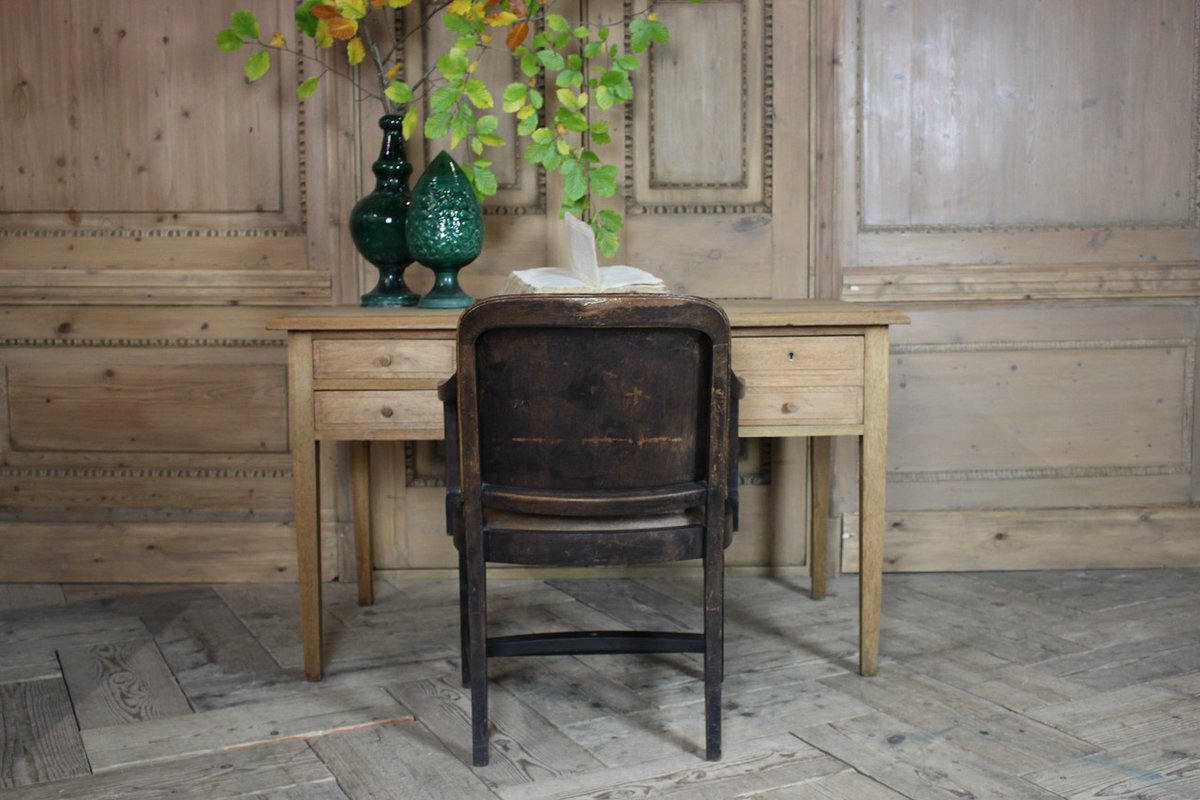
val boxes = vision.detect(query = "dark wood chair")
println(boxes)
[439,293,741,766]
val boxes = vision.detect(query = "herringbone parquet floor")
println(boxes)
[2,568,1198,798]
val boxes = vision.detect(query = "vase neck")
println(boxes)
[373,116,412,192]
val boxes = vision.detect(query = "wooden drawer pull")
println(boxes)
[380,406,395,418]
[378,355,393,367]
[781,401,798,414]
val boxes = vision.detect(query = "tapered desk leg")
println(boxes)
[858,327,889,677]
[350,441,374,606]
[809,436,833,600]
[288,332,323,681]
[295,440,323,680]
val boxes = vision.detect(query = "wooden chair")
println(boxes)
[439,294,741,766]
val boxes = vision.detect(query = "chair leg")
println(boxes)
[467,543,489,766]
[458,548,469,688]
[704,530,725,761]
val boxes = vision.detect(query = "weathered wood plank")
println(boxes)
[0,585,64,611]
[1023,741,1200,800]
[58,639,192,729]
[0,678,90,788]
[5,740,333,800]
[82,685,413,772]
[311,722,496,800]
[494,733,846,800]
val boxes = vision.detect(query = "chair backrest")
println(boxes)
[454,295,732,512]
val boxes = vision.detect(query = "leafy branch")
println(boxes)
[218,0,682,257]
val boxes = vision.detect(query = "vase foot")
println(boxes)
[361,289,420,307]
[417,287,473,308]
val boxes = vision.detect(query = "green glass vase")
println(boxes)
[350,115,419,307]
[406,151,483,309]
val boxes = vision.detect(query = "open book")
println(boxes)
[502,214,667,294]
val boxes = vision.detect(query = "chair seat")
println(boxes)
[484,508,702,531]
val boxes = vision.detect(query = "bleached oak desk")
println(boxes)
[270,300,907,681]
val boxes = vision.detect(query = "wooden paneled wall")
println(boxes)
[825,0,1200,570]
[5,0,1196,582]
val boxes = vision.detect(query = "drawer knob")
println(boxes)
[380,406,395,418]
[781,401,798,414]
[378,355,393,367]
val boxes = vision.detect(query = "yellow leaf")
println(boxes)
[388,0,414,6]
[385,62,403,81]
[338,0,368,18]
[480,32,492,44]
[315,20,334,47]
[448,0,473,13]
[347,36,366,65]
[648,11,658,20]
[484,10,517,26]
[327,16,358,40]
[516,104,535,120]
[269,31,286,47]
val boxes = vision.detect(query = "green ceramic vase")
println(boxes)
[350,115,419,307]
[406,151,483,309]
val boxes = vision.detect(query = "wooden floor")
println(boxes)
[2,568,1198,799]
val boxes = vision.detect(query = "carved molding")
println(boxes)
[624,0,773,215]
[853,0,1200,234]
[0,466,290,480]
[890,337,1195,481]
[0,338,285,348]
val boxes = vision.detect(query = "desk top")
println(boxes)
[269,298,908,332]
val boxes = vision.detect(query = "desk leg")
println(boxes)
[350,441,374,606]
[809,436,832,600]
[858,327,889,677]
[294,438,324,681]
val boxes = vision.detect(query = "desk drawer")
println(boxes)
[313,339,454,382]
[734,335,864,427]
[313,390,443,438]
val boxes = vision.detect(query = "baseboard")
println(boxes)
[841,506,1200,572]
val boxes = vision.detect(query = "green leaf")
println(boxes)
[245,50,270,81]
[525,139,555,164]
[536,49,565,71]
[385,80,413,105]
[596,227,620,258]
[531,127,554,144]
[561,160,587,201]
[544,148,566,171]
[595,84,613,110]
[555,139,572,155]
[476,114,499,135]
[520,52,541,77]
[555,69,583,88]
[528,87,544,109]
[590,164,618,197]
[295,0,320,36]
[573,25,590,38]
[464,79,494,109]
[649,20,670,44]
[478,133,505,146]
[297,75,321,99]
[430,86,461,112]
[424,110,452,139]
[517,113,538,136]
[546,13,570,33]
[402,106,419,139]
[555,107,588,133]
[216,29,244,51]
[473,164,498,196]
[615,54,640,71]
[437,48,469,79]
[454,35,479,51]
[579,149,600,164]
[444,13,476,35]
[629,18,651,52]
[451,109,471,148]
[595,208,624,232]
[471,136,484,155]
[583,41,603,58]
[555,88,580,109]
[230,10,260,41]
[502,83,527,112]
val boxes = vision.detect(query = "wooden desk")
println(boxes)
[270,300,907,680]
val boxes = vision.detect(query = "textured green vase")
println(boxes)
[350,115,418,307]
[406,150,483,309]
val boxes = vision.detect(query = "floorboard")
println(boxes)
[0,569,1197,798]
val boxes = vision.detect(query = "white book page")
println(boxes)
[564,213,602,288]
